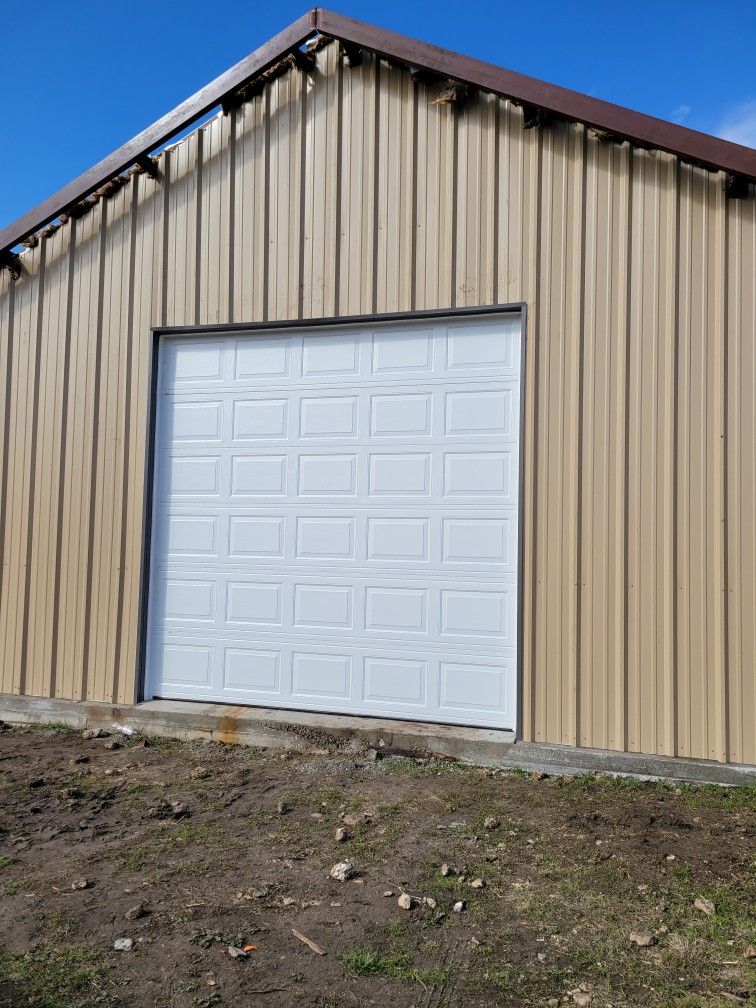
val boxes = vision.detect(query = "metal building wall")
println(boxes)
[0,43,753,762]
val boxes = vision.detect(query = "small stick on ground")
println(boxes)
[291,927,326,956]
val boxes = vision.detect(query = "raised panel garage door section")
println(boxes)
[146,313,522,729]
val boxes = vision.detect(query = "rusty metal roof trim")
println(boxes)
[0,10,318,258]
[2,6,754,261]
[316,10,755,181]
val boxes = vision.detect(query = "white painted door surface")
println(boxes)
[147,314,521,729]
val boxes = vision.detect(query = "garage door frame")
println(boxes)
[137,302,527,736]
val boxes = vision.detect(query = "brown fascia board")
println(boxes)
[2,8,754,260]
[0,10,318,258]
[316,9,756,183]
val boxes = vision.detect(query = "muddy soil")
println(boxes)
[0,724,754,1008]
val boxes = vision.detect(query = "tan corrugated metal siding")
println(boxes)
[0,43,754,762]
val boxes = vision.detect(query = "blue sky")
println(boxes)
[2,0,755,231]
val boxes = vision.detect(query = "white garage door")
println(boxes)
[146,313,521,730]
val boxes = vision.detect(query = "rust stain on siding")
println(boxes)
[0,43,754,763]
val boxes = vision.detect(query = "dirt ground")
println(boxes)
[0,723,754,1008]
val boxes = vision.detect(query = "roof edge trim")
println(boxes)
[2,7,754,259]
[0,10,317,257]
[315,9,756,183]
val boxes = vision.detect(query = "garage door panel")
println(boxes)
[162,380,518,444]
[235,337,292,379]
[446,320,518,370]
[161,320,520,397]
[148,314,521,729]
[155,507,518,574]
[158,449,519,506]
[163,340,224,385]
[300,396,359,438]
[160,643,214,690]
[167,401,224,441]
[151,568,516,649]
[149,634,517,728]
[232,398,290,440]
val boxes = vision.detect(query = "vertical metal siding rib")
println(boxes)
[374,59,413,314]
[101,187,135,702]
[0,45,753,765]
[518,113,543,744]
[303,47,341,318]
[26,229,67,699]
[233,95,266,324]
[1,246,41,694]
[267,70,303,321]
[199,115,231,326]
[111,177,140,702]
[119,170,162,704]
[0,275,15,696]
[725,194,756,764]
[337,50,374,315]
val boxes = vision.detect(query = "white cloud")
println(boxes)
[671,103,691,124]
[716,100,756,149]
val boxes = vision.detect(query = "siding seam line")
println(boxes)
[112,178,140,703]
[79,203,109,701]
[333,53,344,317]
[228,109,236,324]
[160,150,171,327]
[296,73,307,319]
[450,105,459,309]
[492,100,500,307]
[721,179,731,762]
[670,160,681,756]
[621,151,634,751]
[528,126,543,743]
[409,82,418,312]
[262,88,271,322]
[194,129,204,326]
[370,56,380,315]
[0,278,16,675]
[49,223,77,698]
[17,241,47,695]
[574,124,588,747]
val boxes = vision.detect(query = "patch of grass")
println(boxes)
[1,872,36,895]
[119,819,219,873]
[38,721,76,734]
[119,844,152,872]
[379,756,471,779]
[189,928,248,950]
[674,998,748,1008]
[660,871,756,950]
[383,920,410,944]
[0,856,16,871]
[556,773,659,798]
[554,773,756,814]
[143,735,187,756]
[417,908,449,929]
[484,967,513,989]
[123,781,153,797]
[169,822,217,845]
[432,874,466,891]
[341,947,450,985]
[61,776,104,797]
[676,782,756,813]
[308,786,346,808]
[0,945,115,1007]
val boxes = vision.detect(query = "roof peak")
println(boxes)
[2,7,753,264]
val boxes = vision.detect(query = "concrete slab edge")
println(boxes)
[0,693,753,787]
